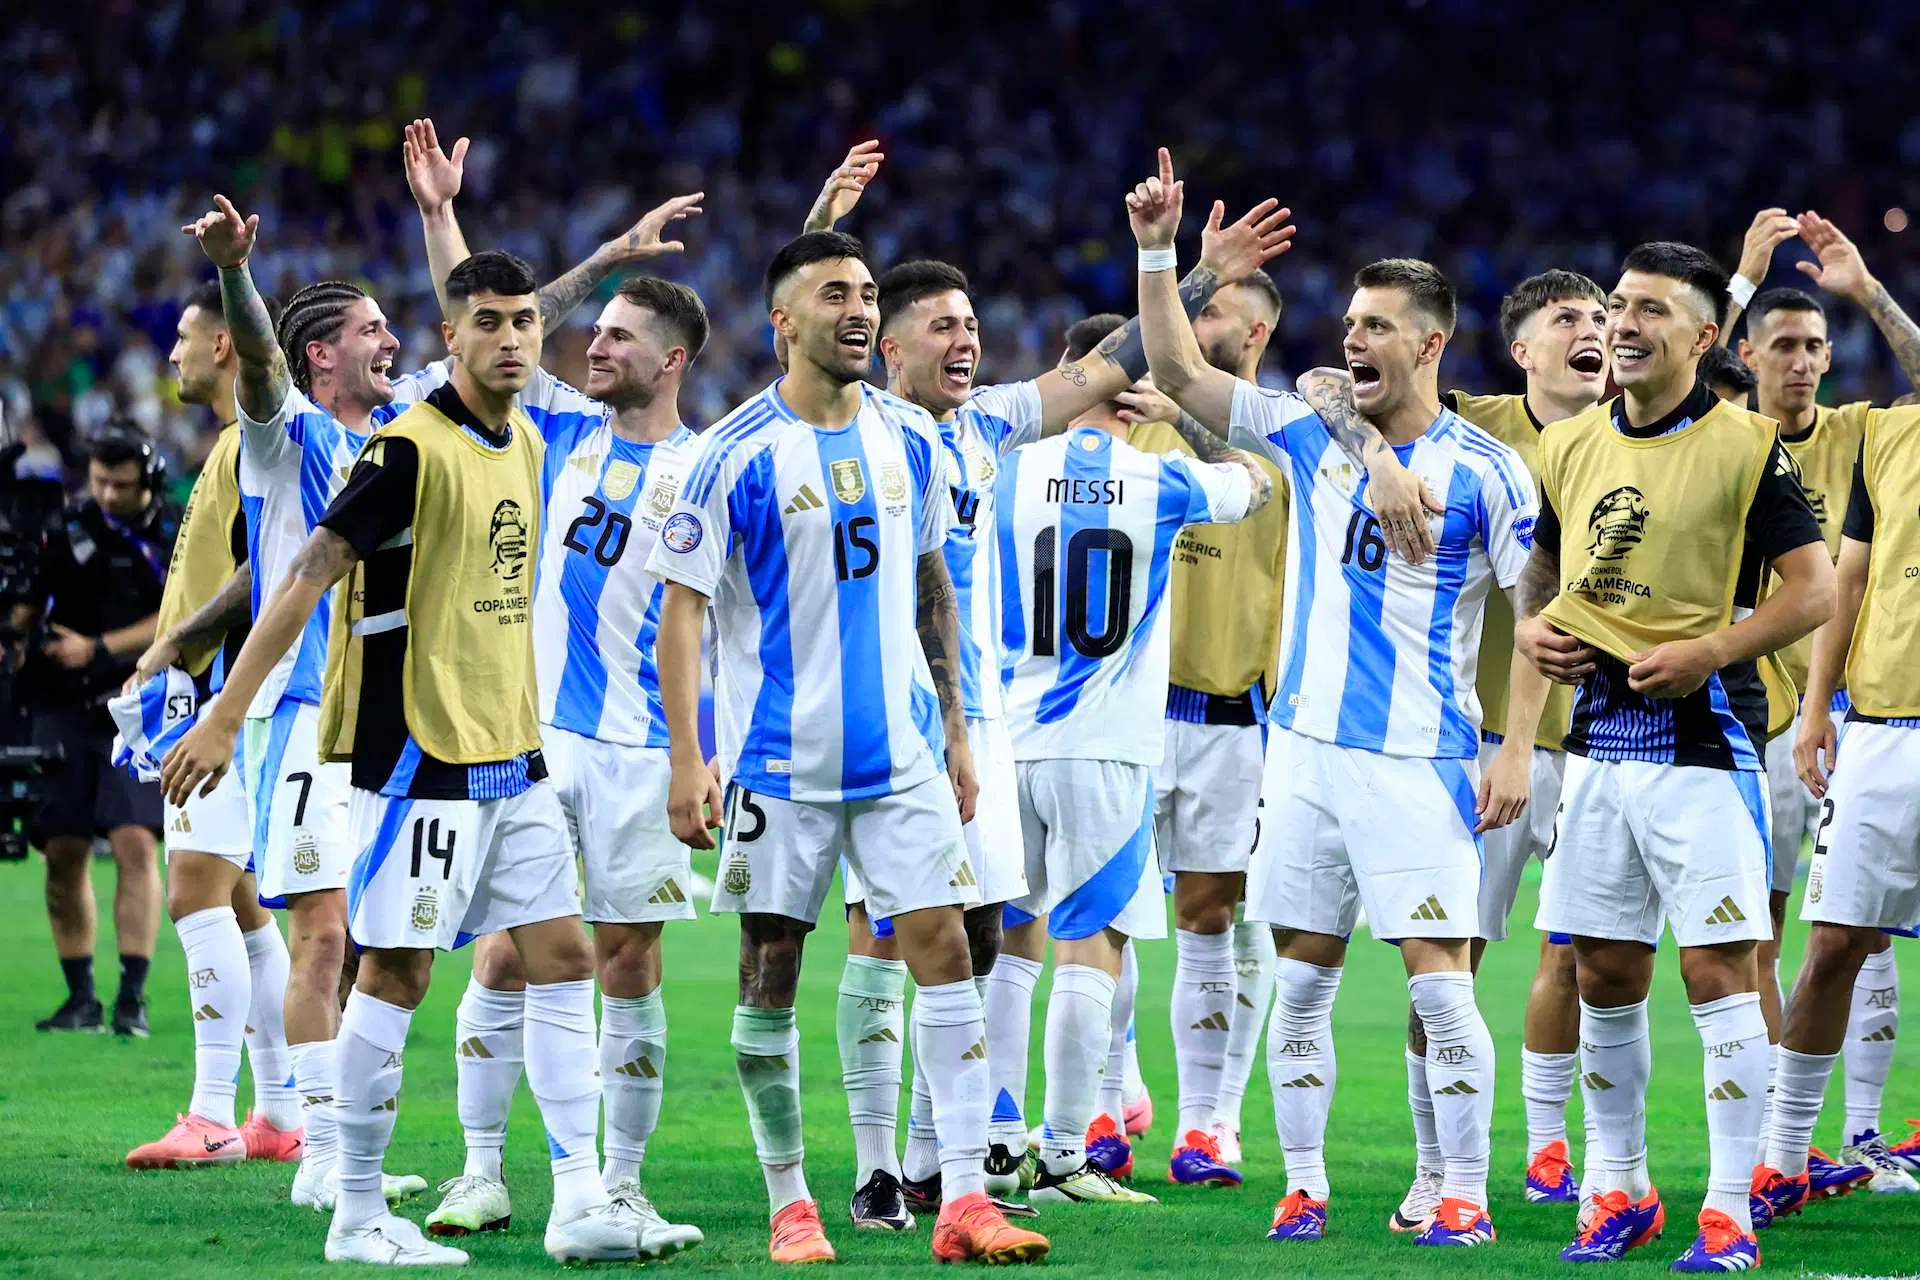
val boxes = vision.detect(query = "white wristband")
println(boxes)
[1729,273,1758,308]
[1137,247,1178,273]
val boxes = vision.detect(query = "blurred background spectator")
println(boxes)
[6,0,1920,497]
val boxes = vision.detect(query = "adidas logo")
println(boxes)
[1189,1012,1230,1032]
[1582,1072,1615,1091]
[1860,1025,1898,1043]
[457,1037,494,1059]
[648,879,688,905]
[949,862,978,889]
[1704,896,1747,925]
[615,1055,660,1079]
[1707,1080,1748,1102]
[961,1038,989,1062]
[1411,894,1449,923]
[1434,1079,1479,1096]
[303,1094,334,1108]
[174,812,193,834]
[1278,1073,1325,1088]
[783,484,826,515]
[739,1055,791,1072]
[192,1003,222,1022]
[372,1096,398,1112]
[858,1029,899,1045]
[1237,993,1256,1009]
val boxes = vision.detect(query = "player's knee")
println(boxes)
[1677,942,1759,1005]
[471,932,527,991]
[739,914,809,1007]
[594,923,663,997]
[107,826,157,868]
[963,905,1002,976]
[1800,924,1877,985]
[358,947,434,1009]
[284,895,349,978]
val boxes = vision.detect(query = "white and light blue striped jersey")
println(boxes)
[236,375,427,719]
[997,427,1255,765]
[646,380,956,802]
[521,372,697,748]
[941,381,1044,721]
[109,668,198,783]
[1228,382,1538,759]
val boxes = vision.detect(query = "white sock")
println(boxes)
[1522,1048,1575,1153]
[1172,928,1235,1137]
[1040,964,1116,1174]
[454,977,524,1182]
[1692,993,1767,1230]
[1268,957,1341,1199]
[733,1006,810,1213]
[288,1038,339,1170]
[1765,1046,1838,1179]
[1580,1066,1601,1202]
[1844,948,1899,1142]
[984,954,1042,1148]
[1099,951,1136,1132]
[836,955,906,1185]
[1218,921,1275,1133]
[333,992,411,1231]
[240,921,298,1129]
[1406,1047,1442,1173]
[1580,999,1651,1199]
[524,980,608,1223]
[917,979,992,1198]
[1758,1044,1778,1154]
[903,997,939,1183]
[177,906,248,1128]
[1119,943,1146,1106]
[600,990,667,1189]
[1411,970,1495,1206]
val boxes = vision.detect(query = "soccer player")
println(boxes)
[1760,403,1920,1219]
[181,196,430,1213]
[1132,149,1539,1249]
[1731,211,1920,1194]
[1119,273,1289,1183]
[649,231,1049,1267]
[164,251,637,1266]
[397,120,708,1251]
[1515,242,1835,1270]
[995,315,1270,1207]
[121,282,302,1169]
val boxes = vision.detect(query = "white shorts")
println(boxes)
[1154,719,1265,875]
[1007,759,1167,942]
[843,718,1026,912]
[165,726,252,866]
[1536,755,1772,947]
[346,781,582,950]
[714,772,972,925]
[1802,721,1920,931]
[1246,727,1482,942]
[246,701,352,900]
[542,726,695,924]
[1476,736,1567,942]
[1766,710,1820,894]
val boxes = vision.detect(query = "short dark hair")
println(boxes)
[1498,269,1607,346]
[1063,314,1128,364]
[1354,258,1456,335]
[765,231,867,308]
[1746,287,1826,337]
[616,276,710,363]
[1698,344,1756,398]
[446,251,539,307]
[88,425,154,471]
[184,281,282,331]
[877,260,972,336]
[1619,241,1729,326]
[278,281,369,394]
[1225,268,1283,323]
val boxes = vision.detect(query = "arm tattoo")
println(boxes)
[1095,265,1223,382]
[1056,361,1090,389]
[288,528,360,588]
[167,563,255,652]
[1862,281,1920,390]
[1516,543,1561,617]
[218,264,289,418]
[1297,368,1393,470]
[915,550,966,734]
[535,252,609,329]
[1171,409,1232,459]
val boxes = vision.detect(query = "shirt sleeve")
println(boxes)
[917,437,959,555]
[1745,439,1825,561]
[1227,380,1318,467]
[236,381,312,470]
[384,360,451,407]
[1534,490,1562,557]
[972,381,1045,453]
[1164,455,1253,526]
[318,436,419,558]
[1476,451,1542,589]
[1842,443,1873,543]
[645,436,737,598]
[514,367,607,445]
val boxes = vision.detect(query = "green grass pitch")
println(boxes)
[1,856,1915,1278]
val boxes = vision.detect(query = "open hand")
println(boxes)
[1198,197,1297,284]
[805,140,884,232]
[602,193,707,265]
[402,118,468,214]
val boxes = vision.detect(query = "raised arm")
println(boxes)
[1796,211,1920,390]
[1720,208,1800,346]
[159,529,358,803]
[1127,149,1246,430]
[803,140,884,233]
[1794,534,1867,798]
[916,549,977,824]
[184,196,286,422]
[534,193,706,329]
[402,118,472,316]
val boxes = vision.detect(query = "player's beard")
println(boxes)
[1201,334,1241,375]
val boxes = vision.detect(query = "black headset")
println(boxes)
[88,424,168,495]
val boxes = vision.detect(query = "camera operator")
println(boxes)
[19,430,183,1036]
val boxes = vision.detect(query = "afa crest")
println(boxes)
[645,476,680,519]
[879,461,909,503]
[411,889,439,932]
[830,458,867,504]
[723,857,751,896]
[292,833,321,876]
[602,459,642,502]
